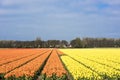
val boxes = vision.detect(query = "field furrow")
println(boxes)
[5,50,52,78]
[0,50,47,74]
[61,55,101,80]
[60,49,120,79]
[41,49,66,77]
[0,49,44,65]
[0,48,120,80]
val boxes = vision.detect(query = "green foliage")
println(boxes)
[70,37,82,48]
[0,73,5,80]
[4,75,33,80]
[0,37,120,48]
[38,74,68,80]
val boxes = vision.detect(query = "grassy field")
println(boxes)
[60,48,120,80]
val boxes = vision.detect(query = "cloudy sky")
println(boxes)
[0,0,120,41]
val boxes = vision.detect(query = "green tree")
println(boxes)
[70,37,82,48]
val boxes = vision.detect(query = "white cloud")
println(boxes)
[0,0,58,6]
[102,0,120,5]
[0,0,62,15]
[69,0,120,17]
[0,0,27,6]
[0,0,120,17]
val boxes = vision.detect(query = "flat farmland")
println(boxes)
[60,49,120,80]
[0,49,67,80]
[0,48,120,80]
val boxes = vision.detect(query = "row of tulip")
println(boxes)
[60,49,120,80]
[41,49,66,77]
[0,49,47,74]
[4,50,52,78]
[0,49,44,66]
[61,55,101,80]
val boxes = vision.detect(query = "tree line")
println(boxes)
[70,37,120,48]
[0,37,120,48]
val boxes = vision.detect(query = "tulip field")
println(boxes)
[0,48,120,80]
[60,49,120,80]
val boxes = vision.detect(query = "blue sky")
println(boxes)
[0,0,120,41]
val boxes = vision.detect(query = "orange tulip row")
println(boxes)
[0,50,47,74]
[0,49,44,65]
[42,49,66,77]
[5,49,52,78]
[0,49,36,60]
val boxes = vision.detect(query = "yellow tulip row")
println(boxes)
[60,49,120,79]
[61,56,102,80]
[80,54,120,71]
